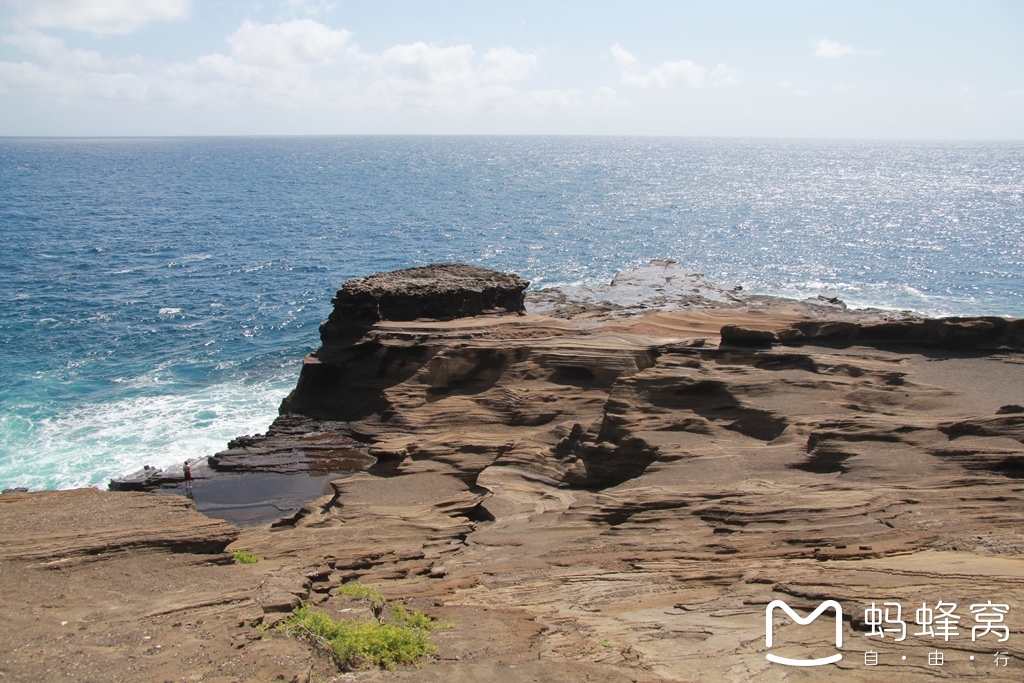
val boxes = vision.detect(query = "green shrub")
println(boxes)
[231,550,259,564]
[279,602,438,670]
[390,601,438,630]
[334,583,386,610]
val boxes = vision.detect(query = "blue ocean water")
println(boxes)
[2,136,1023,490]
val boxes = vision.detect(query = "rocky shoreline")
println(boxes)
[3,262,1023,681]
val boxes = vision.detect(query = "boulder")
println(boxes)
[284,265,529,421]
[319,264,528,343]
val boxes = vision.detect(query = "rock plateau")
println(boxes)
[3,262,1023,682]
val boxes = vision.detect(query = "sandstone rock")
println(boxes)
[719,324,776,346]
[22,266,1024,682]
[781,315,1024,350]
[320,263,528,339]
[109,463,187,491]
[282,265,529,422]
[791,320,861,344]
[259,593,302,613]
[251,270,1024,680]
[0,488,238,561]
[207,414,372,474]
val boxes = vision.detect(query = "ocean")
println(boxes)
[1,136,1022,491]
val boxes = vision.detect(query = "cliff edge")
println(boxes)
[29,262,1024,681]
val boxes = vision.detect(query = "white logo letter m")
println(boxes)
[765,599,843,666]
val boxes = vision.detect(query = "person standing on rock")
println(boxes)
[183,460,193,498]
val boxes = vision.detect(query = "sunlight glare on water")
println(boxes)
[1,137,1022,489]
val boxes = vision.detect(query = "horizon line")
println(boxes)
[2,133,1023,143]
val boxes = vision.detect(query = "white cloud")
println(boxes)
[527,88,585,109]
[226,20,350,68]
[169,27,542,113]
[613,45,738,89]
[0,18,594,127]
[709,63,739,86]
[623,59,703,89]
[0,31,149,101]
[814,39,855,58]
[3,29,97,65]
[362,42,537,87]
[380,42,476,83]
[481,46,537,83]
[610,43,637,67]
[2,0,189,36]
[813,38,879,59]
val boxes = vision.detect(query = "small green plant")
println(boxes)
[232,550,259,564]
[390,601,438,630]
[599,640,618,648]
[279,584,444,670]
[335,583,387,611]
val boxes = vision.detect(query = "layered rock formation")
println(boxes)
[111,264,530,495]
[321,262,528,327]
[9,263,1024,681]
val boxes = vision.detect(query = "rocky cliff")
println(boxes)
[11,263,1024,682]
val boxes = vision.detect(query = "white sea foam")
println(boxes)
[749,279,975,317]
[3,137,1022,492]
[0,376,294,491]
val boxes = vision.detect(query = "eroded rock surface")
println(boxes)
[17,264,1024,681]
[322,262,528,329]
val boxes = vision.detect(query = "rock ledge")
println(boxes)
[322,263,527,333]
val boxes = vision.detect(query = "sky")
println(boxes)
[0,0,1021,138]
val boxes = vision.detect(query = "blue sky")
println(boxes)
[0,0,1021,138]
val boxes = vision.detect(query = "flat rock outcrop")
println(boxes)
[781,316,1024,350]
[23,263,1024,681]
[253,265,1024,679]
[321,262,528,332]
[280,265,528,421]
[723,316,1024,352]
[0,488,238,561]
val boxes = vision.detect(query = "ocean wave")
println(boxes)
[745,279,986,317]
[3,137,1022,491]
[0,376,294,491]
